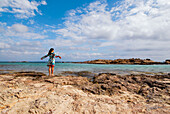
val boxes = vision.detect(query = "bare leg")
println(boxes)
[48,66,51,76]
[51,66,54,76]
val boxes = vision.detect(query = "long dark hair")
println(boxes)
[48,48,54,55]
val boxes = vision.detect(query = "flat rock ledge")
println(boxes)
[0,71,169,114]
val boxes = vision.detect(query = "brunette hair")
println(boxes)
[48,48,54,55]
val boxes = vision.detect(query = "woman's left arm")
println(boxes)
[55,54,61,59]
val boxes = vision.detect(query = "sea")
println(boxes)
[0,62,170,75]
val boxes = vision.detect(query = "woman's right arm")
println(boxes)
[41,54,49,60]
[55,55,61,59]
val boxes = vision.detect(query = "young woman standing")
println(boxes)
[41,48,61,76]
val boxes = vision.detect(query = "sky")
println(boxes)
[0,0,170,62]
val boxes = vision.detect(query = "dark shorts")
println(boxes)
[47,65,55,67]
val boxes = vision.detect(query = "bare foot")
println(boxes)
[51,74,54,76]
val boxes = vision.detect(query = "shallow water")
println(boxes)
[0,62,170,75]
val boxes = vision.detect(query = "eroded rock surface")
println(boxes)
[0,71,169,113]
[83,73,170,104]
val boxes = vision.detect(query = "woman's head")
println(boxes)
[48,48,54,55]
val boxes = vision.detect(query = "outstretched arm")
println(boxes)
[55,55,61,59]
[41,54,49,60]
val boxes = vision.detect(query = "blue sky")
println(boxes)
[0,0,170,61]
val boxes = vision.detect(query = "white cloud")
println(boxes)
[5,31,47,39]
[57,0,170,41]
[0,0,47,18]
[16,40,41,46]
[41,1,47,5]
[0,22,47,60]
[45,38,76,47]
[53,0,170,61]
[0,42,10,48]
[69,47,91,51]
[29,20,35,24]
[11,24,28,32]
[68,52,103,60]
[8,50,40,55]
[1,0,170,61]
[1,23,47,39]
[0,40,44,61]
[0,22,7,26]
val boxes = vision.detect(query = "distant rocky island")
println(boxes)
[74,58,170,65]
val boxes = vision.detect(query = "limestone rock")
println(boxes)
[0,71,169,113]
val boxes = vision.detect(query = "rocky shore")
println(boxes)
[74,58,170,65]
[0,71,169,113]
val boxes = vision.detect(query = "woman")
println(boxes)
[41,48,61,76]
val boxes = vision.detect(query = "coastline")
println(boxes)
[0,70,169,113]
[1,62,170,76]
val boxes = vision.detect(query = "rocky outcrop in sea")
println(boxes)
[75,58,170,65]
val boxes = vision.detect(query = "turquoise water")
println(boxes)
[0,62,170,74]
